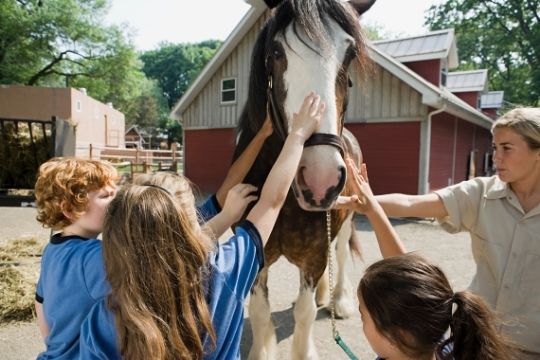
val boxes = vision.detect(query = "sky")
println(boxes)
[105,0,443,51]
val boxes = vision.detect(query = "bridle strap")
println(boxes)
[305,133,344,157]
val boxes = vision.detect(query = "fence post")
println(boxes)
[89,144,93,159]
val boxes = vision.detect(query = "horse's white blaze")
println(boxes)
[278,18,352,210]
[292,280,319,360]
[248,279,277,360]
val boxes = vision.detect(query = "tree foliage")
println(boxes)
[425,0,540,106]
[140,40,222,108]
[0,0,148,114]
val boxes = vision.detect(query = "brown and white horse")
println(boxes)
[233,0,375,358]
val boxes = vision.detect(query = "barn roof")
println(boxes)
[446,69,488,93]
[171,2,492,129]
[480,91,504,109]
[373,29,458,68]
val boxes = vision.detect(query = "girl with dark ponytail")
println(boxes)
[338,160,513,360]
[359,254,513,360]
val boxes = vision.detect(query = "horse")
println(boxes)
[233,0,375,358]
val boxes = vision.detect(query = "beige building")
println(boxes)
[0,85,125,158]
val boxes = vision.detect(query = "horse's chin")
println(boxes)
[295,195,336,212]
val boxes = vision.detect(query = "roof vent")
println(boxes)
[79,88,87,95]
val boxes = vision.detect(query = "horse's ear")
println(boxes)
[263,0,283,9]
[348,0,376,16]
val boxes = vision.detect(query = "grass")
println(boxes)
[0,237,44,323]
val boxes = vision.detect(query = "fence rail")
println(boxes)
[81,144,184,178]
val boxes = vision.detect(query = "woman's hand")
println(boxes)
[221,183,258,224]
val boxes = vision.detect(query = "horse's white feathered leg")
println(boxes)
[248,269,277,360]
[315,265,329,307]
[291,273,319,360]
[333,213,355,319]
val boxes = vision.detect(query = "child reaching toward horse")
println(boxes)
[33,116,273,359]
[79,92,326,360]
[340,159,512,360]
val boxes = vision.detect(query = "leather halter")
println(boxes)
[266,75,345,157]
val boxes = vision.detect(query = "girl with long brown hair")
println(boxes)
[339,160,512,360]
[79,92,325,359]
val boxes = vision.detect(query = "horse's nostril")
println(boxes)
[338,165,346,180]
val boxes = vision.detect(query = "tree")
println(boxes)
[0,0,148,113]
[425,0,540,106]
[140,40,222,108]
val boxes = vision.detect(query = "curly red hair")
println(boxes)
[35,157,118,230]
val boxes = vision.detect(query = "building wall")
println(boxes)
[454,91,479,109]
[0,86,71,121]
[71,88,125,157]
[346,122,420,195]
[347,64,428,122]
[184,128,236,192]
[404,59,441,86]
[0,86,125,158]
[429,113,494,191]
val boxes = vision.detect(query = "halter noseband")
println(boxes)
[267,75,345,157]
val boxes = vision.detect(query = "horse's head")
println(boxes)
[238,0,374,211]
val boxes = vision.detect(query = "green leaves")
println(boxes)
[425,0,540,106]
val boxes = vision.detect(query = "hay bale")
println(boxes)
[0,237,44,323]
[0,267,36,322]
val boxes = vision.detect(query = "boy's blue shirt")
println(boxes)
[35,234,109,360]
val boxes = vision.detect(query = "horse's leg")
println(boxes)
[315,265,329,307]
[291,272,319,360]
[333,213,356,318]
[248,267,277,360]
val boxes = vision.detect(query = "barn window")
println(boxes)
[221,78,236,104]
[76,100,82,112]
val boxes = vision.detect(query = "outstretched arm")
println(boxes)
[215,115,273,207]
[247,92,324,244]
[375,192,448,219]
[335,160,406,258]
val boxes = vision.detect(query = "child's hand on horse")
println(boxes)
[291,92,325,141]
[221,183,259,223]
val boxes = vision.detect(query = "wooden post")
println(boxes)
[172,142,177,162]
[130,161,134,180]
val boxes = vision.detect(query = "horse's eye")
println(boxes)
[273,49,282,59]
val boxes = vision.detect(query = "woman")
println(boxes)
[375,107,540,358]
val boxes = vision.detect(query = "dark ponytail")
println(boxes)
[444,291,513,360]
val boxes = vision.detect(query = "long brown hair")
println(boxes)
[103,184,216,360]
[358,253,512,360]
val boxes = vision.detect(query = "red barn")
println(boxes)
[171,1,503,195]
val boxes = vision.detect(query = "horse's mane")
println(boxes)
[233,0,369,161]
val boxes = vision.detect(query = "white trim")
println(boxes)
[346,116,424,123]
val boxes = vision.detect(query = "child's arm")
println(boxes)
[215,115,273,207]
[204,183,258,239]
[335,160,406,258]
[247,92,323,244]
[35,301,49,339]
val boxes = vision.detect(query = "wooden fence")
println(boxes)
[85,144,183,179]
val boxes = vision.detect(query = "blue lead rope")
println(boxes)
[335,333,359,360]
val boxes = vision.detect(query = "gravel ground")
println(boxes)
[0,207,474,359]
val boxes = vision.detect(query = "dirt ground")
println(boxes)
[0,207,475,359]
